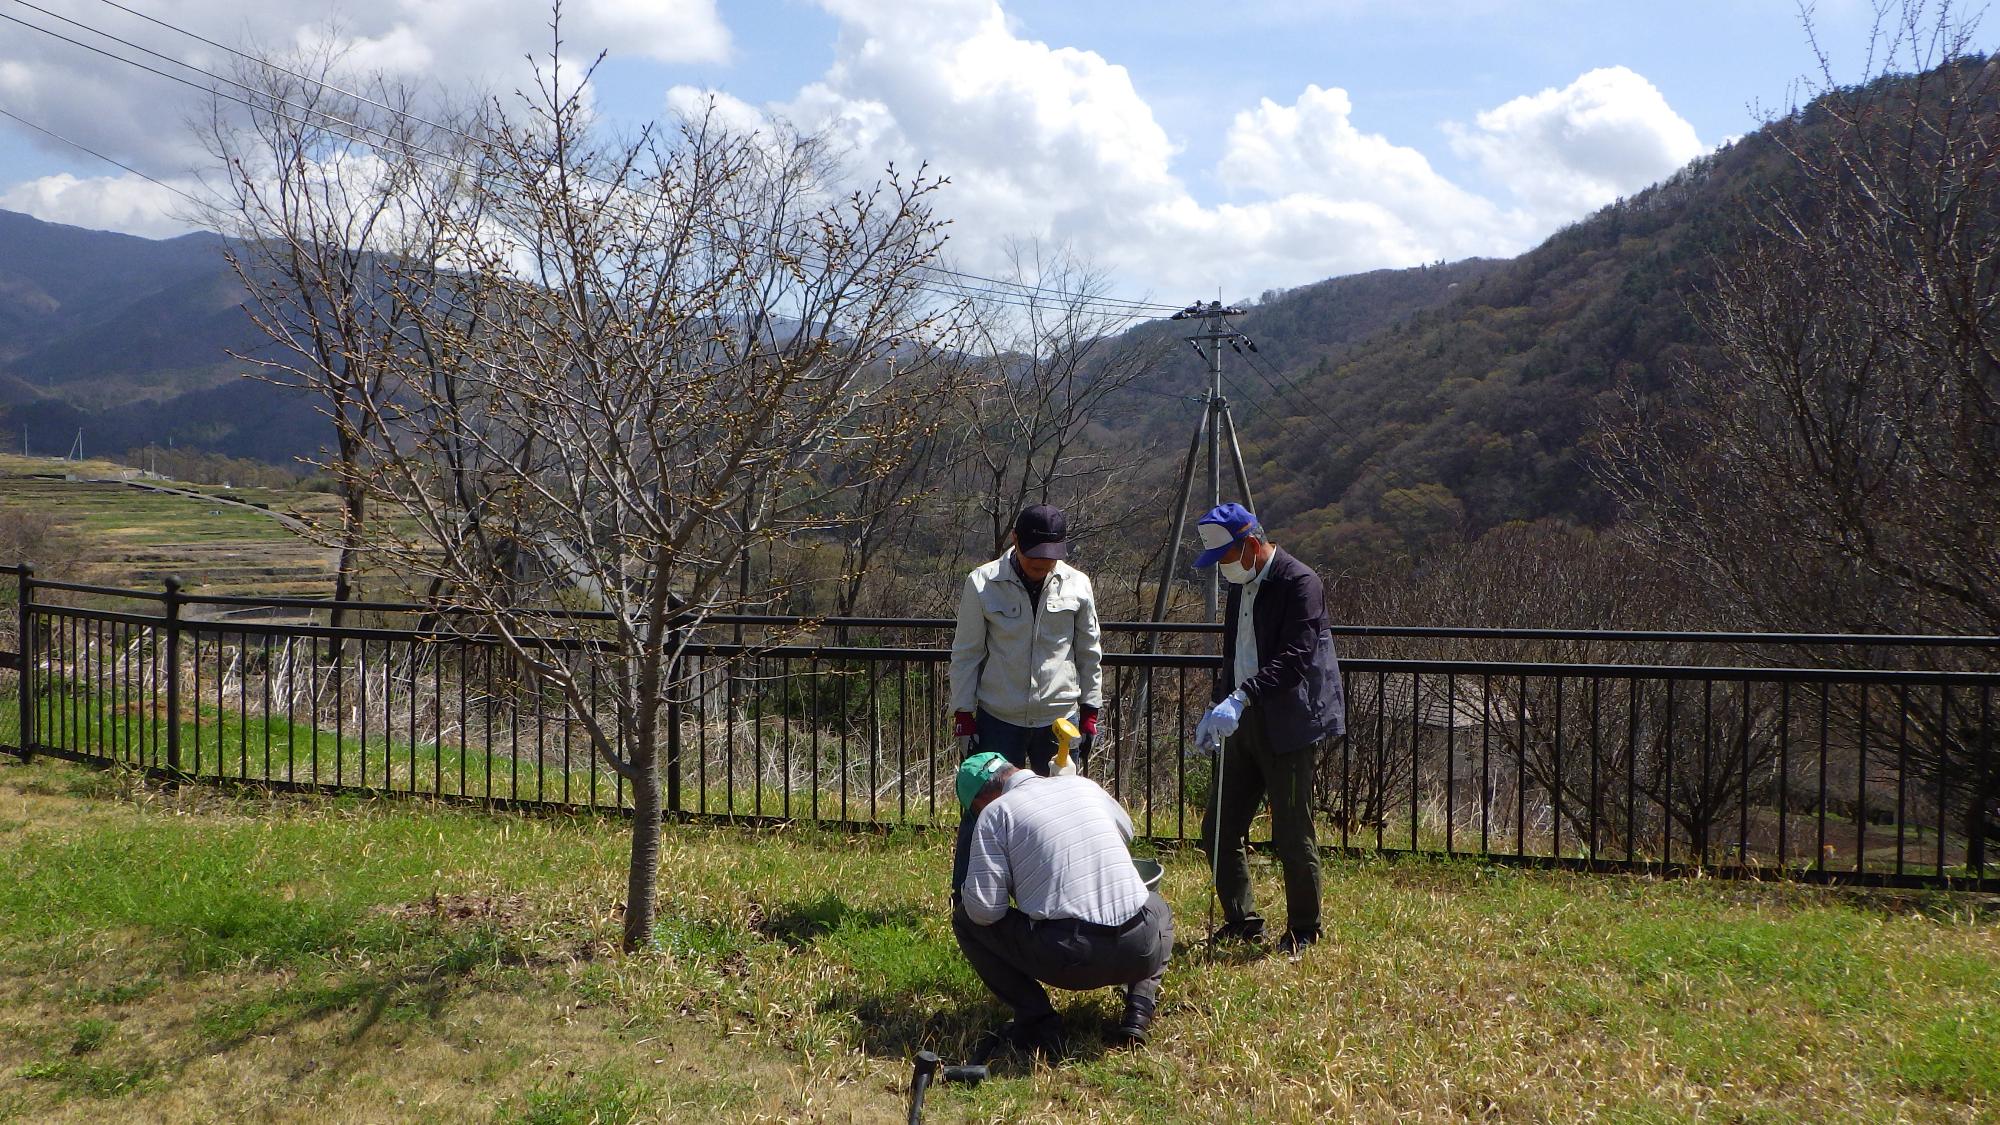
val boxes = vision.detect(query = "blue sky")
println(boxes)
[0,0,1917,298]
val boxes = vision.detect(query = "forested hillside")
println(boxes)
[1177,131,1794,572]
[0,208,315,461]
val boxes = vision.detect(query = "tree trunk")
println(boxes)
[623,743,662,952]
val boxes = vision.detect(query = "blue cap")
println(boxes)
[1192,503,1261,568]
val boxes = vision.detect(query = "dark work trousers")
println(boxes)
[952,892,1174,1023]
[974,709,1059,776]
[1200,702,1322,935]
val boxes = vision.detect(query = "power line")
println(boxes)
[58,0,1185,319]
[1,3,1155,322]
[0,105,200,207]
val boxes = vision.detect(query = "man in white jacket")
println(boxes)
[949,504,1105,776]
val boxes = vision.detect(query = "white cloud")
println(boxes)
[770,1,1569,298]
[1,0,1710,301]
[0,0,731,172]
[665,85,766,135]
[1447,66,1704,222]
[0,172,200,238]
[1219,84,1536,262]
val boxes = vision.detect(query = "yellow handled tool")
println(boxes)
[1052,717,1080,776]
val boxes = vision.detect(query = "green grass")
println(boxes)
[1,755,1996,1122]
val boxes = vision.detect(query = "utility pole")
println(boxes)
[1170,300,1251,621]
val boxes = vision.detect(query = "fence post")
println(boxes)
[665,646,683,817]
[163,576,182,776]
[17,564,33,761]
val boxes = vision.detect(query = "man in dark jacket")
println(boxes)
[1191,503,1345,953]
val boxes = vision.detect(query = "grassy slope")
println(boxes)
[1,757,1996,1123]
[0,454,341,597]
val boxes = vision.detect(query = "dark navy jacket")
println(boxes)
[1214,547,1346,754]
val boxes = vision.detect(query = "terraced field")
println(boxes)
[0,456,340,599]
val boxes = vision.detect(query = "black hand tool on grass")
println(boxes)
[906,1032,1005,1122]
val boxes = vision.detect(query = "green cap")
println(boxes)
[956,751,1011,812]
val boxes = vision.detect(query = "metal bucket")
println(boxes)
[1133,858,1163,892]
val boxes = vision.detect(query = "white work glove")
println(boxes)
[1194,691,1247,754]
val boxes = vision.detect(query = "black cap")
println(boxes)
[1014,504,1068,559]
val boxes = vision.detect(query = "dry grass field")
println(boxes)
[0,454,340,598]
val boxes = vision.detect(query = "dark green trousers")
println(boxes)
[1200,702,1321,935]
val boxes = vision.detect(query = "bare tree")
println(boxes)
[1601,2,2000,867]
[300,39,959,950]
[951,242,1172,559]
[198,42,491,623]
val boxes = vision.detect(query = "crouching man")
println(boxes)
[951,752,1173,1054]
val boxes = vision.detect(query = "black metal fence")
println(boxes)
[4,564,1996,890]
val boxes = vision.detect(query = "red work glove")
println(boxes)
[953,711,977,739]
[1076,706,1099,767]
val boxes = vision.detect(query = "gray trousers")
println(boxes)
[1200,702,1322,935]
[952,893,1173,1023]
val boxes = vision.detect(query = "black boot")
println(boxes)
[1212,916,1266,944]
[1114,992,1155,1046]
[1001,1011,1065,1060]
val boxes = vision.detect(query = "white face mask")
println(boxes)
[1219,545,1259,585]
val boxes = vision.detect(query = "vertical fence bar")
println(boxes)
[1445,671,1457,856]
[1977,687,1991,882]
[263,635,273,782]
[1699,678,1712,867]
[1408,669,1420,852]
[696,655,708,816]
[810,654,822,823]
[897,659,908,824]
[1936,686,1951,878]
[1168,664,1184,832]
[1553,675,1565,859]
[434,642,445,798]
[508,650,519,803]
[236,631,248,781]
[1588,677,1601,862]
[1143,668,1154,838]
[867,659,879,824]
[309,636,321,786]
[585,654,598,808]
[1374,673,1387,852]
[410,641,422,797]
[1662,680,1676,866]
[783,655,794,820]
[1484,673,1494,856]
[163,577,182,775]
[16,566,32,758]
[1517,673,1529,859]
[1856,686,1869,874]
[534,655,546,805]
[1817,686,1830,874]
[753,655,765,818]
[1738,681,1750,868]
[359,639,371,790]
[333,635,345,788]
[1340,671,1353,852]
[665,650,682,817]
[1777,680,1790,870]
[1896,684,1910,876]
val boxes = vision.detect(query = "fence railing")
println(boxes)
[4,565,1996,890]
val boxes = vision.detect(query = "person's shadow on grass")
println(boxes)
[755,890,1120,1075]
